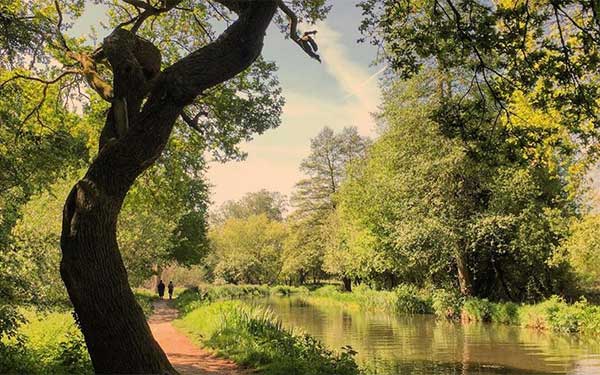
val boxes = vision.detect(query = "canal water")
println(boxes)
[254,296,600,375]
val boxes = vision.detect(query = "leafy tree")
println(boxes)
[0,0,330,371]
[336,71,576,300]
[208,214,286,285]
[290,126,370,290]
[560,214,600,288]
[0,69,88,342]
[293,126,370,215]
[281,214,324,284]
[212,189,287,224]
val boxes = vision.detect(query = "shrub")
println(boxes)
[0,309,92,374]
[491,302,520,325]
[134,289,158,317]
[393,284,433,314]
[461,298,495,322]
[270,285,309,296]
[431,289,463,320]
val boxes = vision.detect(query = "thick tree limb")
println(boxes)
[86,0,279,195]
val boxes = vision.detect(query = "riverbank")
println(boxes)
[173,299,361,375]
[177,283,600,336]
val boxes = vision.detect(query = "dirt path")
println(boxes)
[148,300,246,375]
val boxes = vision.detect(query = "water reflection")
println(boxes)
[254,296,600,375]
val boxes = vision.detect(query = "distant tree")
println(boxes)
[212,189,287,224]
[281,213,324,284]
[208,214,285,285]
[290,126,370,290]
[293,127,370,215]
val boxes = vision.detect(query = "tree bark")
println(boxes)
[456,252,473,296]
[60,1,278,373]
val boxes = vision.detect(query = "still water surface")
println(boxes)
[253,296,600,375]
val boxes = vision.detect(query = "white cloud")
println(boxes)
[207,21,382,206]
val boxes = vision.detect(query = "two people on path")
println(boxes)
[157,280,174,300]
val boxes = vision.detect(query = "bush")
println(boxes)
[134,289,158,317]
[431,289,463,320]
[0,309,92,374]
[199,284,271,301]
[393,284,433,314]
[521,296,600,335]
[270,285,309,296]
[175,301,361,375]
[461,298,495,322]
[491,302,519,325]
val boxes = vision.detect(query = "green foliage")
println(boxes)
[358,0,600,154]
[288,126,370,284]
[0,310,92,374]
[431,289,464,320]
[175,301,361,375]
[270,285,309,296]
[212,189,287,225]
[175,285,272,314]
[335,72,577,301]
[393,284,433,314]
[560,214,600,288]
[520,296,600,335]
[208,214,286,285]
[491,302,520,325]
[133,289,158,318]
[461,298,495,323]
[0,68,88,338]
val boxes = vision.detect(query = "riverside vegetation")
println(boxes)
[174,299,361,375]
[177,284,600,336]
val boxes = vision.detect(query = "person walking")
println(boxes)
[168,281,174,300]
[157,280,165,299]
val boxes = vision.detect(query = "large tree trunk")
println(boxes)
[60,1,278,372]
[61,181,175,374]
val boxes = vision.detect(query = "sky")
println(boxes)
[207,2,383,206]
[73,0,383,207]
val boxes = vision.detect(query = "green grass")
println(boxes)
[174,300,361,375]
[0,309,92,374]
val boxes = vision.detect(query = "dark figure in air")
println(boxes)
[168,281,174,300]
[157,280,165,299]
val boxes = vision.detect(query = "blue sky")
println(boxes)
[209,1,383,205]
[73,1,383,206]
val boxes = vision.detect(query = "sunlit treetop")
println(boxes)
[358,0,600,161]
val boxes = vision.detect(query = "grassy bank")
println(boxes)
[306,285,600,336]
[174,300,361,375]
[0,289,157,374]
[177,283,600,336]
